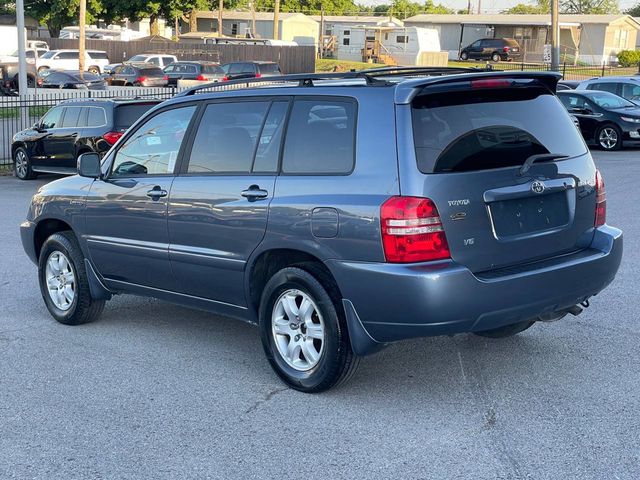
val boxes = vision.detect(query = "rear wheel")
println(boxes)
[88,66,100,74]
[38,231,105,326]
[474,320,535,339]
[259,267,359,393]
[491,52,501,62]
[14,147,36,180]
[596,125,622,151]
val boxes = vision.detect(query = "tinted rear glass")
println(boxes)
[412,87,587,173]
[114,103,157,131]
[139,68,164,76]
[203,65,224,74]
[89,51,109,60]
[259,63,280,74]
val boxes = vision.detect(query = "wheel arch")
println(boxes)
[33,218,75,260]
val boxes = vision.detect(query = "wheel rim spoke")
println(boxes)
[44,250,75,311]
[271,288,325,372]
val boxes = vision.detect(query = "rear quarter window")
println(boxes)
[412,88,587,173]
[259,63,280,74]
[114,103,158,131]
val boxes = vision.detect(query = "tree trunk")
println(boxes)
[47,24,61,38]
[150,14,160,36]
[189,10,198,33]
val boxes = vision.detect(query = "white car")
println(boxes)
[36,49,110,74]
[127,54,178,68]
[0,48,48,64]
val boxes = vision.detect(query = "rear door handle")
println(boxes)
[241,185,269,201]
[146,186,168,199]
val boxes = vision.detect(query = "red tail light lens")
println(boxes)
[136,76,147,83]
[471,78,511,89]
[163,75,168,81]
[503,46,510,52]
[595,170,606,227]
[255,73,262,78]
[103,131,123,146]
[222,76,229,81]
[381,196,450,263]
[195,74,206,81]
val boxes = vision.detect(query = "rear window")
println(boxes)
[203,65,224,74]
[139,67,164,76]
[258,63,280,74]
[88,51,109,60]
[412,87,587,173]
[40,51,55,59]
[114,103,157,131]
[129,55,147,62]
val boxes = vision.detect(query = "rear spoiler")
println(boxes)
[394,71,562,105]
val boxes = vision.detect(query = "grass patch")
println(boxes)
[316,58,386,72]
[0,106,49,119]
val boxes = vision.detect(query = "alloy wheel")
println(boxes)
[599,127,618,150]
[14,150,28,178]
[271,289,325,371]
[45,251,76,311]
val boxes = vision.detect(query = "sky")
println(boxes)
[358,0,638,15]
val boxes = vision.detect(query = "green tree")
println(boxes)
[504,0,550,14]
[626,3,640,15]
[561,0,619,14]
[26,0,103,37]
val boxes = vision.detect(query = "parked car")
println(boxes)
[459,38,522,62]
[220,61,282,81]
[163,61,225,86]
[576,76,640,105]
[103,63,168,87]
[0,60,38,89]
[0,47,49,64]
[12,98,160,178]
[36,49,110,74]
[19,69,622,392]
[557,89,640,150]
[38,70,107,90]
[557,80,581,91]
[127,53,178,68]
[27,40,49,51]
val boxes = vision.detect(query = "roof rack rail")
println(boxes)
[176,65,491,97]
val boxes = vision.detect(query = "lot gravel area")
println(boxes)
[0,150,639,479]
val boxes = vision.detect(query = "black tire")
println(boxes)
[491,52,501,62]
[259,267,359,393]
[38,231,105,326]
[460,51,469,61]
[13,146,36,180]
[596,124,622,151]
[37,66,49,74]
[474,320,535,339]
[88,66,100,74]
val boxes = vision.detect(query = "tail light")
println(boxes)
[195,74,206,81]
[471,78,511,89]
[163,75,168,81]
[380,196,450,263]
[255,73,262,78]
[222,76,229,81]
[103,131,123,146]
[136,76,147,83]
[503,46,510,52]
[595,170,606,227]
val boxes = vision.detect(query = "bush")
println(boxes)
[617,50,640,67]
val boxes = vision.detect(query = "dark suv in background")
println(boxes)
[221,61,282,81]
[19,68,622,392]
[460,38,522,62]
[163,61,225,86]
[12,98,159,179]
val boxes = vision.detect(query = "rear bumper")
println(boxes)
[328,225,622,349]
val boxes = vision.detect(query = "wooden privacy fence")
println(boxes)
[44,37,316,74]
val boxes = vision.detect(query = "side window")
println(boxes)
[621,83,640,100]
[59,51,77,60]
[282,99,356,174]
[471,40,481,48]
[187,101,270,174]
[148,57,160,66]
[229,63,244,74]
[111,106,196,176]
[589,82,617,94]
[40,107,64,129]
[164,65,175,73]
[162,57,175,66]
[254,101,289,173]
[61,107,82,128]
[87,107,107,127]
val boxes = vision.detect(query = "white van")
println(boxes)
[127,54,178,68]
[36,50,110,74]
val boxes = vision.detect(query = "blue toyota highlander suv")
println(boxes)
[20,68,623,392]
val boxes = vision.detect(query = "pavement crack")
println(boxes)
[244,386,288,415]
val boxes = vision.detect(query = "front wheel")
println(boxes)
[596,125,622,151]
[259,267,359,393]
[474,320,535,339]
[460,51,469,61]
[14,147,36,180]
[87,66,100,74]
[38,231,105,325]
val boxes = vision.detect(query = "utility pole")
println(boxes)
[250,0,256,38]
[218,0,223,37]
[273,0,280,40]
[467,0,472,14]
[551,0,560,71]
[477,0,481,14]
[15,0,28,129]
[79,0,86,74]
[319,8,324,59]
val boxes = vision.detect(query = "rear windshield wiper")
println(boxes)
[518,153,569,176]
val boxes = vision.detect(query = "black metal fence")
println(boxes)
[490,61,640,80]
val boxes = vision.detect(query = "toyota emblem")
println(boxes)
[531,181,546,194]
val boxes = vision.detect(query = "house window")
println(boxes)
[231,23,238,35]
[397,35,408,44]
[343,38,350,46]
[366,36,375,41]
[325,29,332,36]
[614,29,629,48]
[514,27,533,40]
[385,33,389,40]
[343,30,350,36]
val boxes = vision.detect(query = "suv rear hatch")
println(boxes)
[398,74,597,273]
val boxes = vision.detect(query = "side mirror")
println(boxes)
[77,152,101,179]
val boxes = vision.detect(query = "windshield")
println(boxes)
[412,88,587,173]
[40,51,56,59]
[586,91,635,109]
[129,55,148,62]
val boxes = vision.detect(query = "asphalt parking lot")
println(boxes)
[0,150,638,480]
